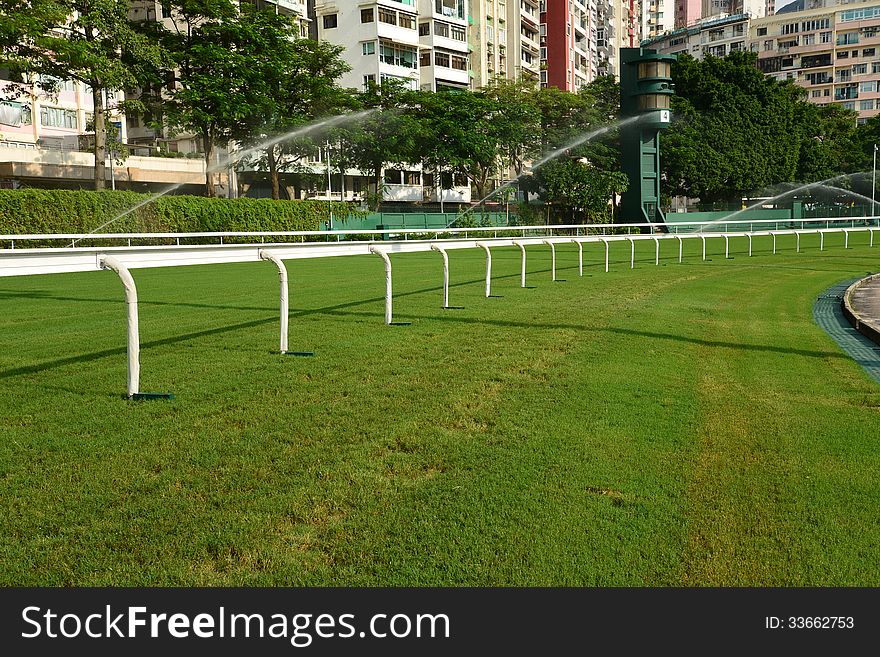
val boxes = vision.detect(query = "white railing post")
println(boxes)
[514,241,527,287]
[747,233,752,257]
[772,232,777,254]
[600,238,609,272]
[476,242,492,297]
[820,231,825,251]
[653,236,660,265]
[871,227,875,247]
[677,235,683,263]
[259,250,289,353]
[796,231,801,253]
[430,244,450,307]
[724,234,730,259]
[628,237,635,269]
[99,255,140,398]
[571,239,583,276]
[543,240,557,281]
[369,246,393,324]
[844,229,849,249]
[701,235,706,261]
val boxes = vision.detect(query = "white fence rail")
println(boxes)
[1,217,877,398]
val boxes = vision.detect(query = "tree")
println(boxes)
[0,0,164,189]
[140,1,307,196]
[528,158,628,224]
[231,38,352,201]
[333,80,421,209]
[663,52,811,206]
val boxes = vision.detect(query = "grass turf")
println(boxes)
[0,232,878,586]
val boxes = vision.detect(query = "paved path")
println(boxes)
[847,274,880,341]
[813,279,880,385]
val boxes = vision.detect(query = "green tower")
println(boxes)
[619,47,676,225]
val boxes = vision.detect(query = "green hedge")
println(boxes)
[0,189,360,235]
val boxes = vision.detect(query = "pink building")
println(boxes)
[675,0,701,28]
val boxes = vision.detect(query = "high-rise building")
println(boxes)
[675,0,701,27]
[417,0,471,91]
[540,0,601,90]
[469,0,541,88]
[642,0,676,39]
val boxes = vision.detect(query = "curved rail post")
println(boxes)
[369,246,393,324]
[653,236,660,265]
[796,231,801,253]
[543,240,557,281]
[871,227,875,247]
[571,239,583,277]
[701,235,707,261]
[676,235,683,263]
[843,228,849,249]
[820,230,825,251]
[430,244,450,308]
[627,237,635,269]
[99,255,140,398]
[724,234,730,259]
[514,241,527,287]
[259,250,289,353]
[600,237,610,272]
[772,232,777,254]
[476,242,492,297]
[747,233,752,257]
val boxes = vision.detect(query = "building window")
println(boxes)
[419,22,430,36]
[842,101,856,110]
[873,62,880,74]
[853,63,867,74]
[838,50,849,59]
[435,21,450,37]
[860,81,876,92]
[361,8,374,23]
[399,13,416,30]
[864,48,876,57]
[404,170,420,185]
[419,51,431,67]
[451,54,467,70]
[384,169,403,184]
[757,27,767,36]
[39,106,77,129]
[837,32,859,45]
[323,14,337,29]
[379,8,397,25]
[803,34,815,46]
[451,24,466,41]
[380,43,418,68]
[811,90,822,98]
[362,41,376,55]
[435,0,464,19]
[860,99,875,110]
[363,74,376,90]
[434,51,450,67]
[820,31,832,43]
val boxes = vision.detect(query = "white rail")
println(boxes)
[1,221,876,398]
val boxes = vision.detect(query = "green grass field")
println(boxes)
[1,233,879,586]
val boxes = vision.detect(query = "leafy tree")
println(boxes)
[663,52,806,206]
[0,0,163,189]
[527,158,628,224]
[139,1,306,196]
[482,79,541,178]
[333,80,420,209]
[231,38,352,200]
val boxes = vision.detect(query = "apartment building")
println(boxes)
[643,0,676,39]
[469,0,541,88]
[417,0,471,91]
[604,0,644,75]
[752,0,880,122]
[644,12,751,56]
[540,0,601,91]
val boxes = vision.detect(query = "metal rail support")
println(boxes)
[627,237,635,269]
[724,235,730,259]
[259,250,289,353]
[431,244,451,307]
[100,256,140,398]
[543,240,557,281]
[369,246,393,324]
[676,235,683,263]
[796,231,801,253]
[747,234,752,257]
[772,232,777,254]
[820,231,825,251]
[571,239,583,276]
[514,241,527,287]
[701,235,706,261]
[476,242,492,297]
[653,236,660,265]
[600,238,610,272]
